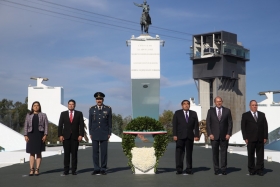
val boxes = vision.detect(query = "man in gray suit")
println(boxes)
[89,92,112,175]
[206,96,233,175]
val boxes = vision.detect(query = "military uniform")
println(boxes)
[89,104,112,141]
[89,92,112,174]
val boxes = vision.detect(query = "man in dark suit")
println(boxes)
[241,100,268,176]
[206,96,232,175]
[58,99,84,175]
[173,100,200,175]
[89,92,112,175]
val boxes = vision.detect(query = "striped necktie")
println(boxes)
[217,108,221,121]
[253,112,257,122]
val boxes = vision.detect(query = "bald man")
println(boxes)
[206,96,233,175]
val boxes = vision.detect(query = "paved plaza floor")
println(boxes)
[0,143,279,187]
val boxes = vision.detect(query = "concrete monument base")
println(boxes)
[134,167,155,174]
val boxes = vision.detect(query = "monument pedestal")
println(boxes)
[135,168,155,174]
[127,34,164,120]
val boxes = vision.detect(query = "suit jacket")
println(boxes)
[172,109,199,140]
[89,104,112,141]
[24,113,48,136]
[58,110,84,140]
[241,111,268,142]
[206,107,233,140]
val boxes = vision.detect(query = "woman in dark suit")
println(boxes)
[24,101,48,176]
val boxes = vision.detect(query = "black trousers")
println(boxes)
[63,134,79,173]
[247,140,264,172]
[176,138,194,172]
[92,140,108,171]
[211,139,228,172]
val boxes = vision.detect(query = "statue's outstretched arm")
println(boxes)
[133,2,142,7]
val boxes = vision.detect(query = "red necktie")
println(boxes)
[70,111,73,123]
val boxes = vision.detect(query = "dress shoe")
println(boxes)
[91,171,100,175]
[100,170,107,175]
[176,171,183,175]
[249,172,255,175]
[186,170,194,175]
[221,171,227,175]
[63,172,69,176]
[214,171,219,175]
[257,171,264,176]
[72,171,77,175]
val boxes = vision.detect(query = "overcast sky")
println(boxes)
[0,0,279,117]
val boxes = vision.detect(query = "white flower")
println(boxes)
[131,147,156,172]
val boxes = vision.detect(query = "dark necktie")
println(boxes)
[253,112,257,122]
[98,106,101,113]
[185,111,189,123]
[217,108,221,121]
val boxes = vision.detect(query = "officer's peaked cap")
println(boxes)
[94,92,105,99]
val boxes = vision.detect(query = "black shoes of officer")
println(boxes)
[72,171,77,175]
[176,170,194,175]
[91,170,107,175]
[249,170,263,176]
[91,170,100,175]
[186,170,194,175]
[249,171,256,175]
[214,170,227,175]
[176,171,183,175]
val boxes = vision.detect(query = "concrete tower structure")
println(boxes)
[190,31,250,134]
[127,35,164,120]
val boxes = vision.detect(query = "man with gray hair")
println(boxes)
[241,100,268,176]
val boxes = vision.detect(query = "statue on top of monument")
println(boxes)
[134,0,152,34]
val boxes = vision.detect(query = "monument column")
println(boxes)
[127,35,164,120]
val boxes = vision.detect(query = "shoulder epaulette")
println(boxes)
[90,105,97,109]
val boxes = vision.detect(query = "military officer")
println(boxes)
[89,92,112,175]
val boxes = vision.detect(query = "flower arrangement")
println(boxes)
[131,147,156,172]
[122,116,169,173]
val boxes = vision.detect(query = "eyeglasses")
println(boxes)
[96,98,103,100]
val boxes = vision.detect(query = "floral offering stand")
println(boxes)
[122,117,168,174]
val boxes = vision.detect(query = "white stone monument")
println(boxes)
[127,34,164,120]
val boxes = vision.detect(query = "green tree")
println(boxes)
[0,99,14,127]
[0,97,29,133]
[159,110,174,142]
[112,113,123,137]
[122,115,132,131]
[47,123,59,144]
[11,97,29,132]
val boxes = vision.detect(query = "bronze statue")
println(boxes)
[134,0,152,34]
[199,120,209,144]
